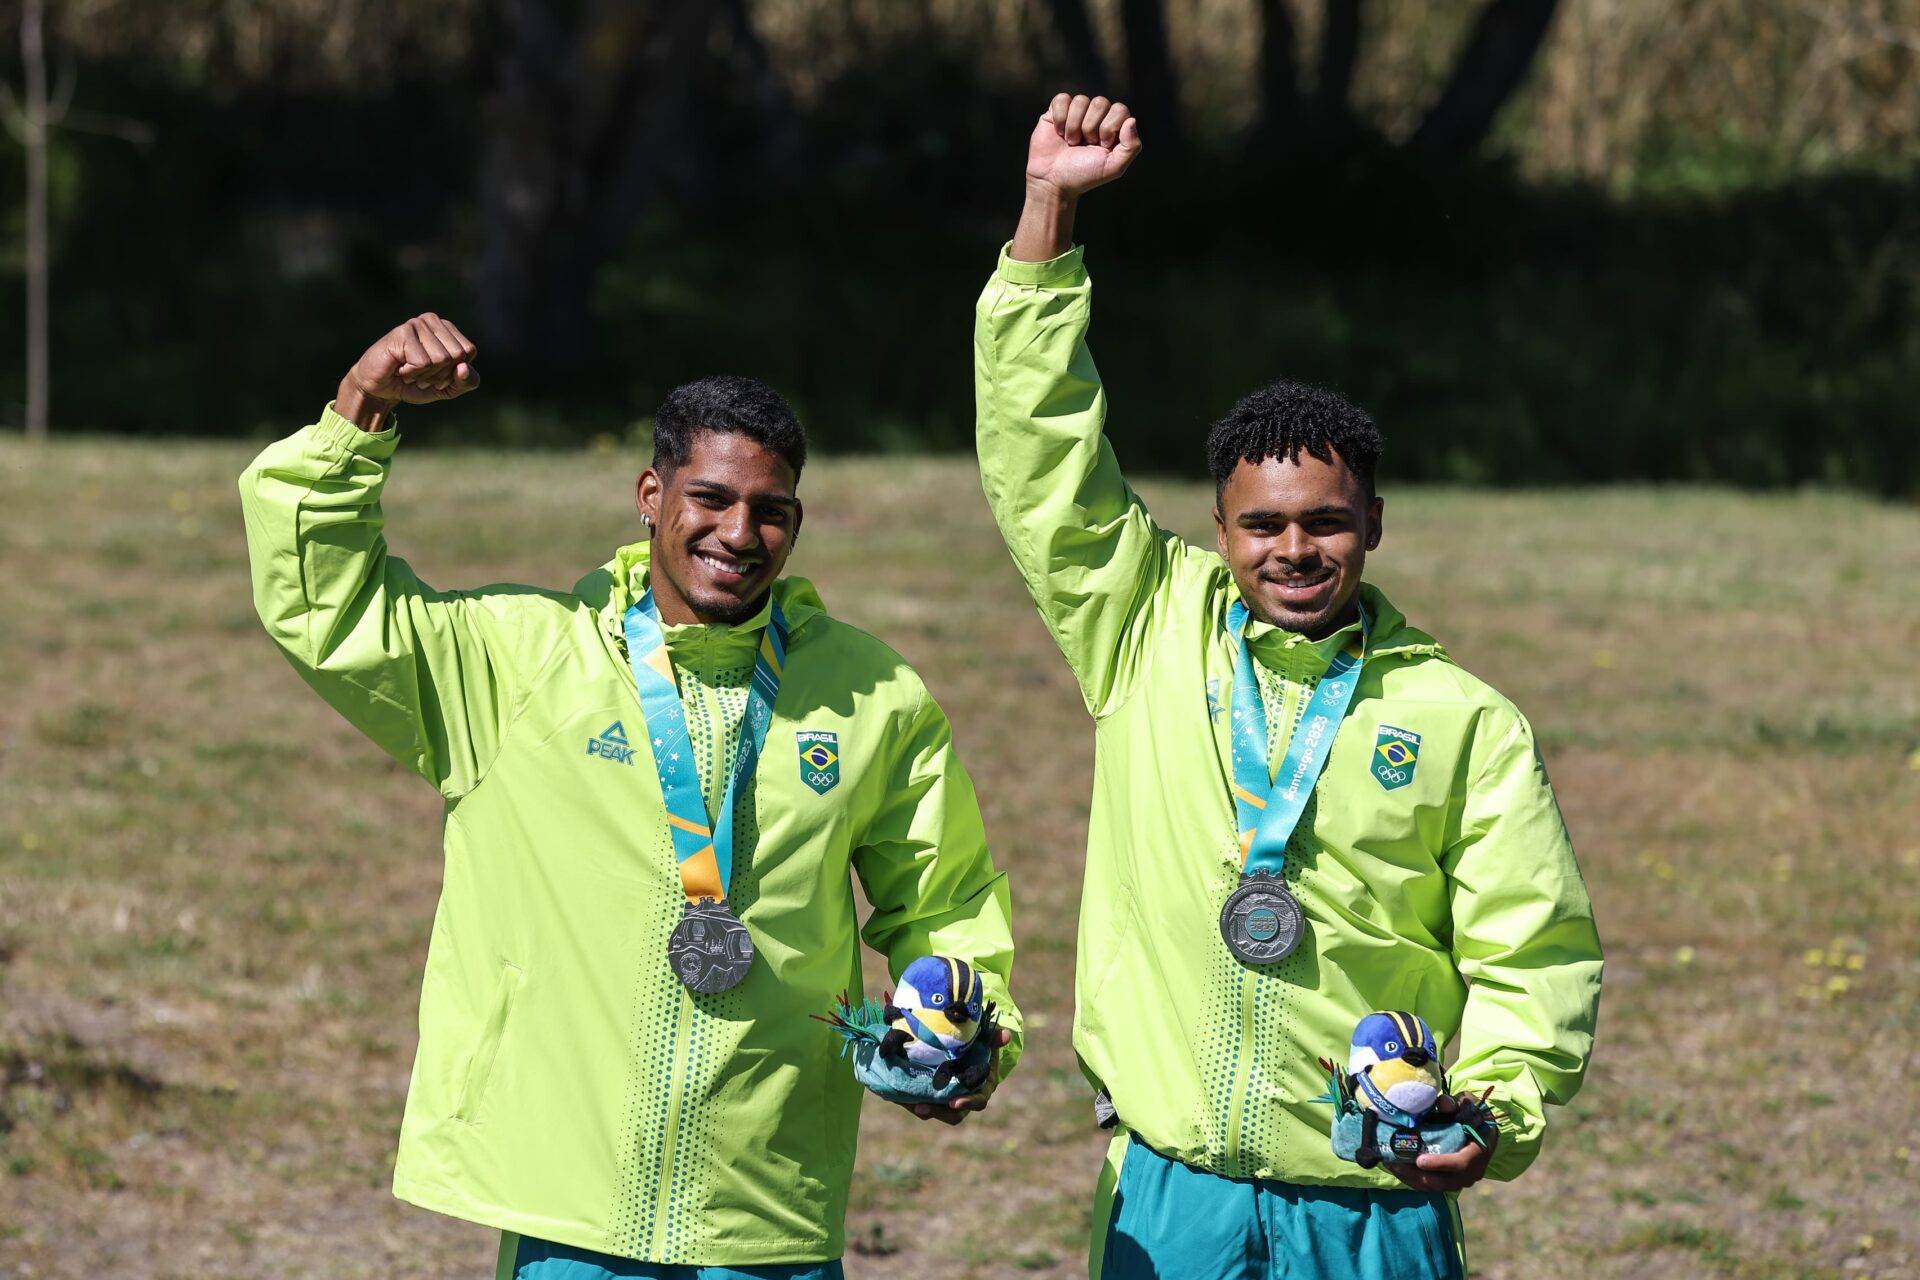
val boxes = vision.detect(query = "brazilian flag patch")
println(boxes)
[798,730,841,795]
[1372,725,1420,791]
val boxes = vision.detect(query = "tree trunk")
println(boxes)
[1254,0,1299,142]
[1119,0,1182,152]
[1044,0,1109,90]
[474,0,765,393]
[473,1,672,391]
[1313,0,1362,125]
[1410,0,1560,161]
[22,0,49,441]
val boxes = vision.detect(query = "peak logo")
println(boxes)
[586,720,636,765]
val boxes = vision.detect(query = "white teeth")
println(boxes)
[697,551,751,574]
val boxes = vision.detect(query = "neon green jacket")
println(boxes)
[239,408,1020,1264]
[974,246,1600,1188]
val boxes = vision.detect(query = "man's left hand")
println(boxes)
[1384,1092,1499,1192]
[899,1028,1011,1127]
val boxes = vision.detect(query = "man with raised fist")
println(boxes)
[241,318,1020,1277]
[974,94,1602,1280]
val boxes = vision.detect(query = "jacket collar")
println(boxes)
[1237,582,1447,663]
[574,539,827,648]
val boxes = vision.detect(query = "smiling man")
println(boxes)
[974,96,1602,1280]
[240,316,1019,1279]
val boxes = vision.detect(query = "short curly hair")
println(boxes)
[651,374,807,478]
[1205,380,1382,499]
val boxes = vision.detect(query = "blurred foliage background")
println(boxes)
[0,0,1916,492]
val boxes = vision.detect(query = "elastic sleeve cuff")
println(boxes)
[313,402,400,459]
[995,242,1086,287]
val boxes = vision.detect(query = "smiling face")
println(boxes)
[1214,447,1383,639]
[636,429,803,625]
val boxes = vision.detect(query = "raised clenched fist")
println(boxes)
[1026,93,1141,202]
[336,314,479,428]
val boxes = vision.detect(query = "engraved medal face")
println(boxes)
[667,899,755,993]
[1219,873,1305,966]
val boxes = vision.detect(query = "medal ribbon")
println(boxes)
[899,1010,962,1060]
[1226,600,1370,876]
[1354,1071,1422,1128]
[623,590,787,905]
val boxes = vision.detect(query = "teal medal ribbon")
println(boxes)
[623,588,787,993]
[1354,1070,1423,1129]
[899,1010,962,1061]
[1217,599,1370,966]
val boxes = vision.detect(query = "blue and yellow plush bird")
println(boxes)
[879,955,992,1090]
[1316,1011,1499,1168]
[1346,1010,1444,1126]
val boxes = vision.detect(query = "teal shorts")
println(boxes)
[1091,1131,1464,1280]
[498,1233,843,1280]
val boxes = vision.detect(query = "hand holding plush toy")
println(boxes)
[818,956,999,1106]
[879,956,993,1090]
[1317,1011,1499,1170]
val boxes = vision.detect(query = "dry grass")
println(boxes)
[2,435,1917,1279]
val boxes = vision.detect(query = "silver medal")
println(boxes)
[1219,871,1305,965]
[667,898,755,993]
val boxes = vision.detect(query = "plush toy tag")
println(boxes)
[1329,1108,1482,1167]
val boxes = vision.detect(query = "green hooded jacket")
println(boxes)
[974,246,1599,1188]
[239,408,1021,1264]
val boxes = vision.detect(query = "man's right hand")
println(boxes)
[1011,93,1141,263]
[336,313,480,432]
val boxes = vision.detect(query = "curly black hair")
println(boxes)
[1205,380,1382,499]
[651,374,808,478]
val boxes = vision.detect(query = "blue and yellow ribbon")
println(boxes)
[623,591,787,904]
[1226,600,1370,879]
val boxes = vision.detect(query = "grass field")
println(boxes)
[2,435,1917,1279]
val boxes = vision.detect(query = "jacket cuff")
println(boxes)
[313,402,399,459]
[996,242,1086,288]
[993,1019,1025,1082]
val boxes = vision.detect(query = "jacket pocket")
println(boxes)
[454,960,523,1124]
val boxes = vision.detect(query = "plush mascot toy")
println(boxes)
[817,956,998,1106]
[1315,1011,1498,1168]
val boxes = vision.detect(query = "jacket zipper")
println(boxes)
[647,645,733,1259]
[1224,654,1310,1176]
[649,994,695,1258]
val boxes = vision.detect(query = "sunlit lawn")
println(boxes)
[2,436,1917,1278]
